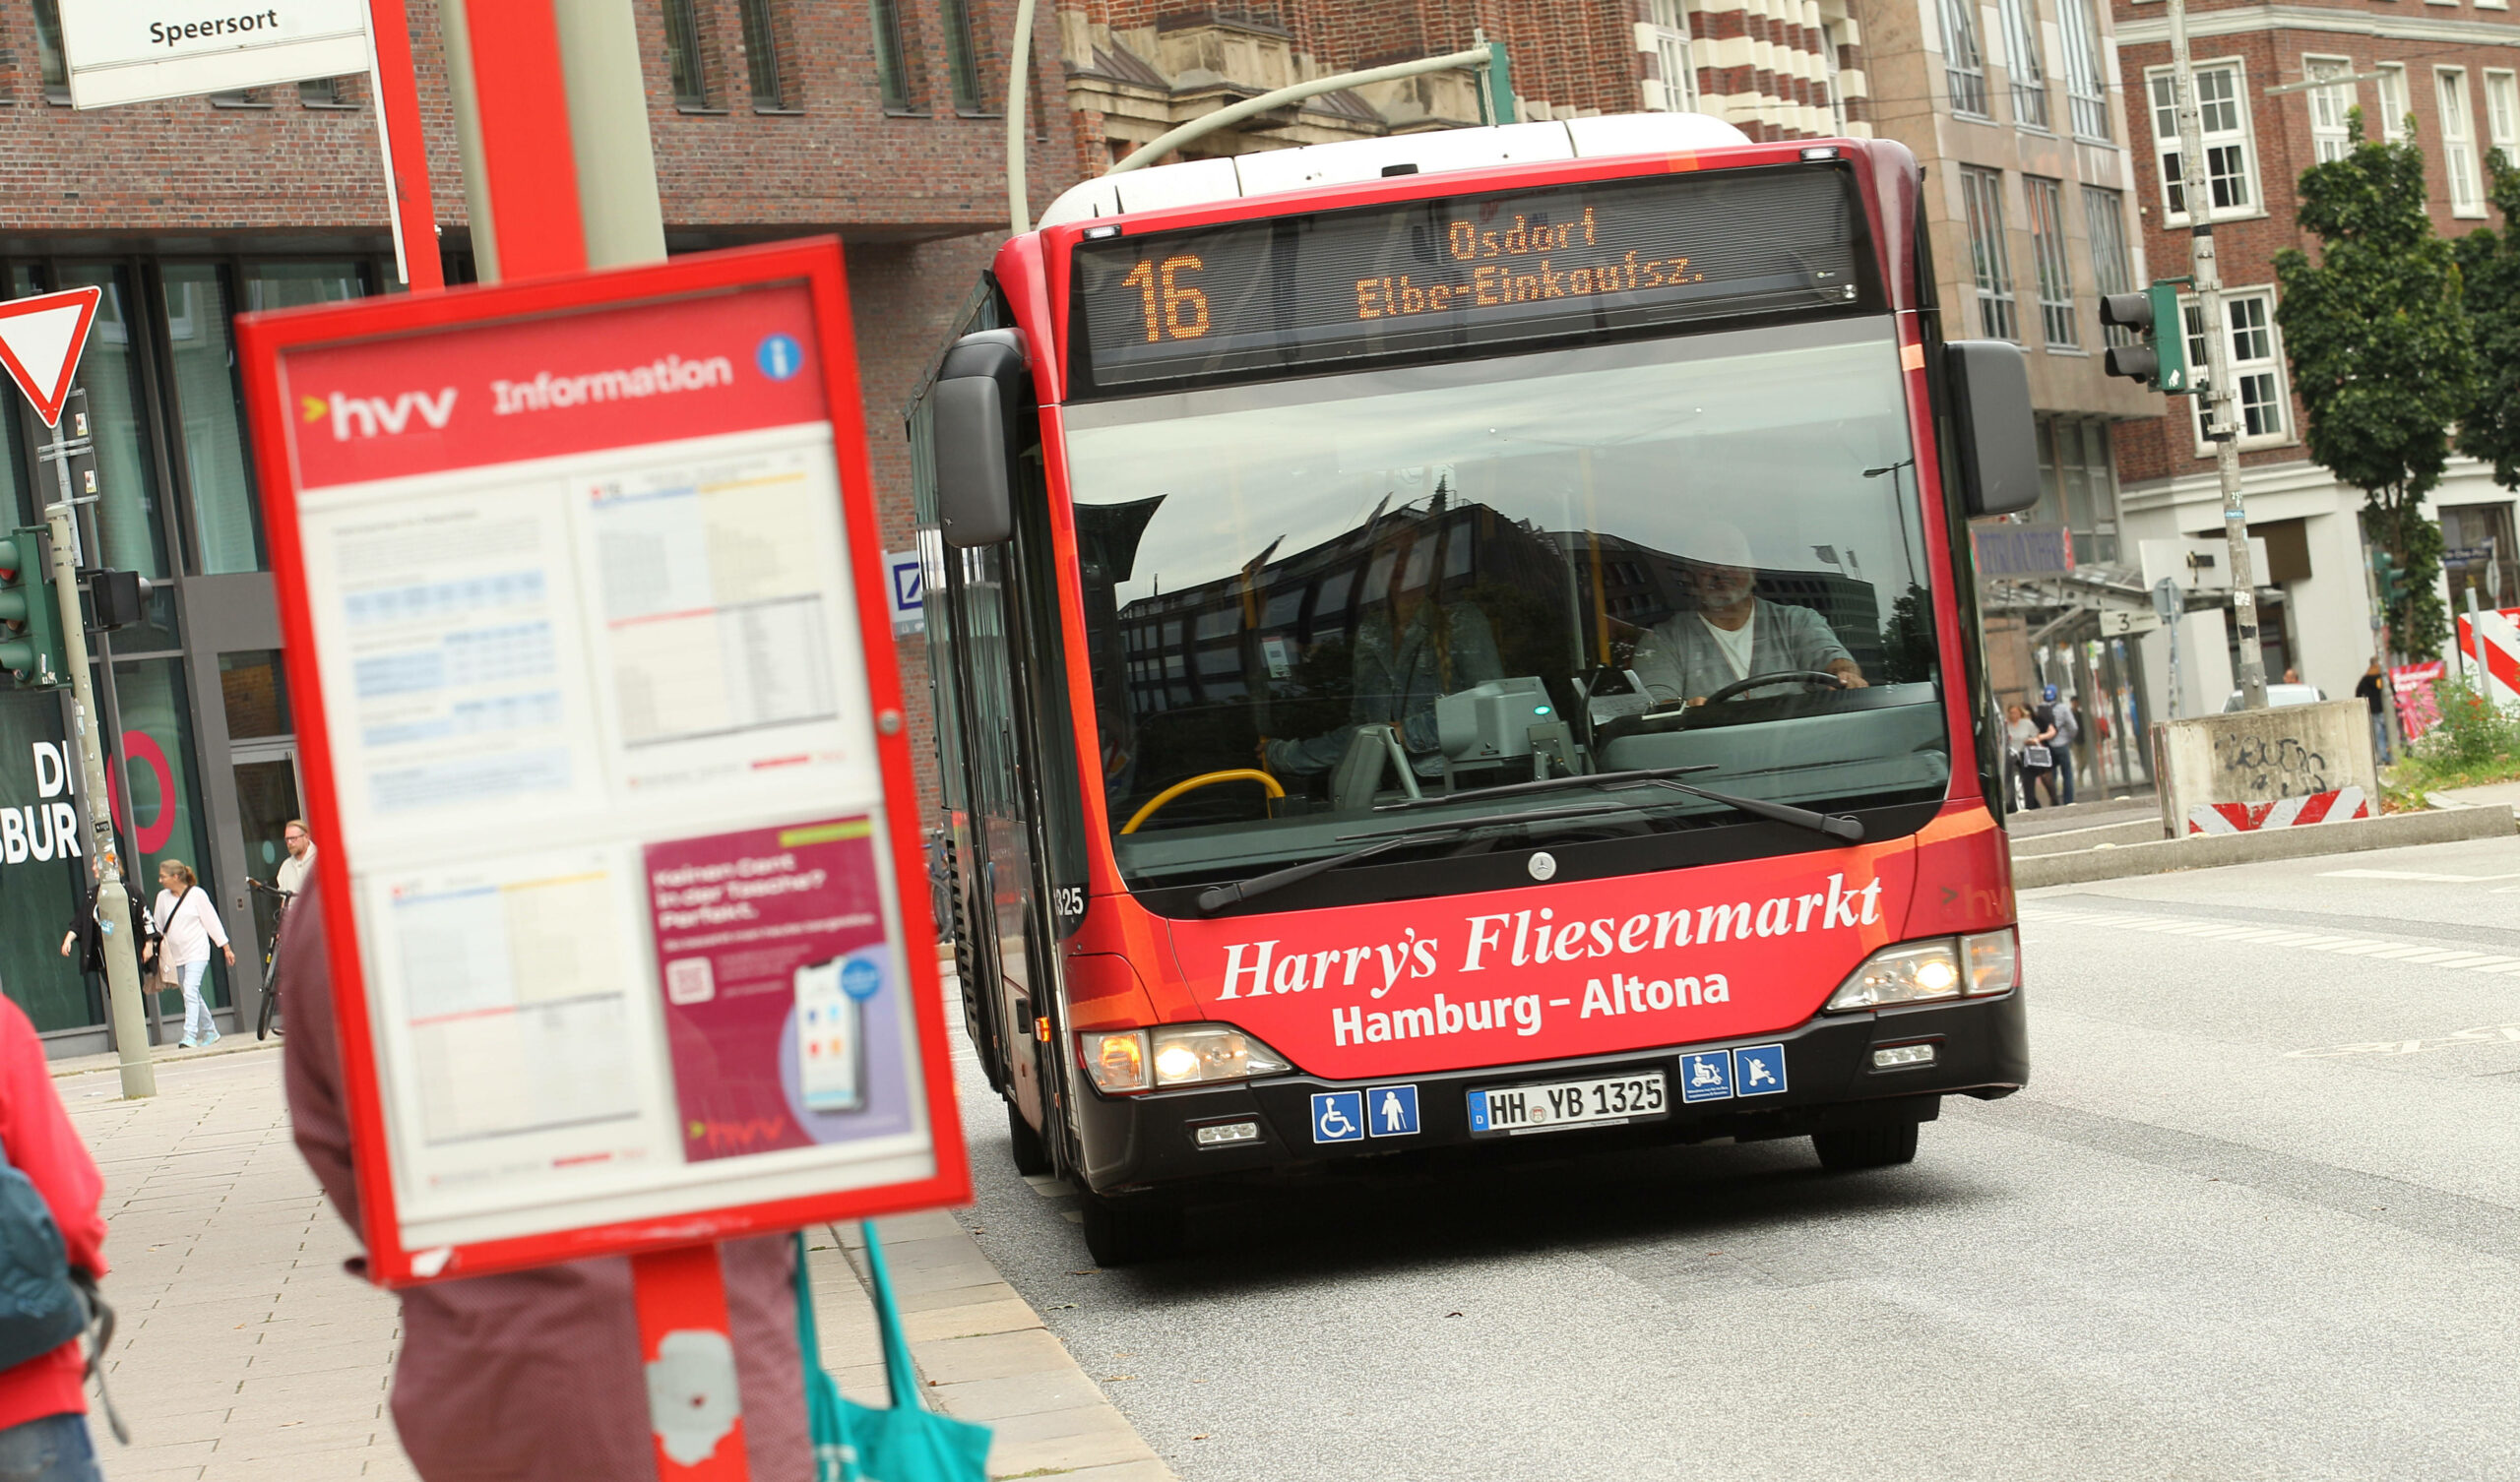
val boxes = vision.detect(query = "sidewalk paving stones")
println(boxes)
[56,1039,1170,1481]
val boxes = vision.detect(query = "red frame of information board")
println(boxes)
[234,238,970,1285]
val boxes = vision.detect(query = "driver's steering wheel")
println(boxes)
[1593,670,1845,747]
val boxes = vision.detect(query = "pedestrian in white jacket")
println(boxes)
[148,859,234,1048]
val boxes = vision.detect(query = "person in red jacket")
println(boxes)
[0,995,107,1481]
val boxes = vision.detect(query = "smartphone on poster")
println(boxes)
[793,957,865,1111]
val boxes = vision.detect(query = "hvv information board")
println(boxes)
[235,239,968,1284]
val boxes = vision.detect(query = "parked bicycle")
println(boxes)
[245,878,294,1040]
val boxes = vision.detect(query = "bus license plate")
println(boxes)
[1468,1071,1668,1137]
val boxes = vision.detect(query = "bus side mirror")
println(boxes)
[933,330,1029,548]
[1944,340,2039,518]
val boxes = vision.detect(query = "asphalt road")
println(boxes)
[950,832,2520,1482]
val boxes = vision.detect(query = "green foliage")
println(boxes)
[2454,150,2520,493]
[2416,673,2520,769]
[2387,674,2520,796]
[2273,111,2473,660]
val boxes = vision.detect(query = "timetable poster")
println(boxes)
[252,253,962,1270]
[645,818,914,1163]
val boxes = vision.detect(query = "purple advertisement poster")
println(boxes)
[645,818,916,1161]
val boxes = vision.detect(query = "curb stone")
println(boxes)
[2013,803,2516,889]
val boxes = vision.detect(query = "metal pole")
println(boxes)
[552,0,666,269]
[88,629,165,1046]
[1007,0,1038,235]
[2166,0,2267,710]
[43,431,152,1099]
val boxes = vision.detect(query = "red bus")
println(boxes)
[912,113,2037,1265]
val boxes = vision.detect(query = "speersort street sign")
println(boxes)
[58,0,373,110]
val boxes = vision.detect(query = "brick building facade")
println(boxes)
[0,0,1094,1052]
[2110,0,2520,713]
[1058,0,1871,165]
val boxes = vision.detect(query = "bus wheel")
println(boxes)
[1811,1119,1920,1171]
[1079,1191,1185,1267]
[1007,1099,1053,1178]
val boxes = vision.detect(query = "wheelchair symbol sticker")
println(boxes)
[1310,1090,1364,1143]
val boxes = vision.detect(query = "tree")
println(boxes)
[2273,110,2475,660]
[2454,150,2520,496]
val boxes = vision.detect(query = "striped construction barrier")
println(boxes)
[2455,605,2520,710]
[2187,786,2372,835]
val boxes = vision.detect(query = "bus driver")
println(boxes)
[1630,522,1866,705]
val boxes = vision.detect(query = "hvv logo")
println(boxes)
[300,389,458,441]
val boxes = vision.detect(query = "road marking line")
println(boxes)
[2021,905,2520,981]
[2318,869,2520,882]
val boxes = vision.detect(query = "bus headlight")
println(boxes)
[1825,940,1965,1011]
[1081,1024,1292,1094]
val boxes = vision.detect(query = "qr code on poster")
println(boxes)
[664,957,715,1005]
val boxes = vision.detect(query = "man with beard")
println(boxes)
[1631,522,1866,706]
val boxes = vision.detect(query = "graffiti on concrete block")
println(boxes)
[2213,733,2332,799]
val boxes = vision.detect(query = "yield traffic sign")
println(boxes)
[0,287,104,428]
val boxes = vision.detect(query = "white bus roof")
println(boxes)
[1037,113,1757,229]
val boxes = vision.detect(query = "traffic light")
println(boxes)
[0,528,63,690]
[87,569,151,632]
[2099,282,2190,394]
[2372,550,2408,606]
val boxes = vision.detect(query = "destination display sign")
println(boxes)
[1071,165,1872,394]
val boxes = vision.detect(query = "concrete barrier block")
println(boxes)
[2150,700,2377,835]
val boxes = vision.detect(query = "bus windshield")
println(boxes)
[1064,315,1950,894]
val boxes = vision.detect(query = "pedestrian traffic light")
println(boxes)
[0,528,64,689]
[2099,281,2190,394]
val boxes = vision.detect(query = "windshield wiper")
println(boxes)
[1194,798,1655,915]
[1380,765,1862,843]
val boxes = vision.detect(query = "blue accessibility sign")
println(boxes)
[1679,1051,1733,1103]
[1310,1090,1364,1143]
[1732,1044,1788,1096]
[1365,1084,1419,1138]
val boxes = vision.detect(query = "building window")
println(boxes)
[1960,166,2018,341]
[2057,0,2110,141]
[1940,0,1990,119]
[32,0,68,101]
[872,0,916,111]
[2182,290,2288,448]
[2376,64,2410,144]
[2305,57,2356,163]
[2026,176,2077,347]
[2488,71,2519,154]
[2441,504,2520,612]
[1649,0,1699,114]
[2038,416,2122,564]
[662,0,712,108]
[2148,62,2256,222]
[941,0,985,113]
[1999,0,2048,128]
[1820,19,1846,132]
[738,0,788,108]
[2438,69,2486,216]
[2084,185,2138,347]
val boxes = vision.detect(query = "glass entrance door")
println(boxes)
[231,747,300,961]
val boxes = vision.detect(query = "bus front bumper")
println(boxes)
[1071,990,2027,1196]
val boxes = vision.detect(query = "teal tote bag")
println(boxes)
[795,1225,993,1482]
